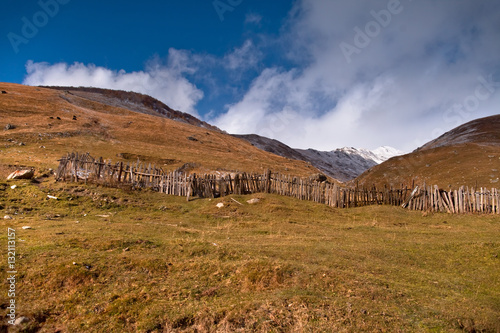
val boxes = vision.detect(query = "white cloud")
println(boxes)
[245,13,262,25]
[224,40,262,71]
[213,0,500,151]
[23,48,204,117]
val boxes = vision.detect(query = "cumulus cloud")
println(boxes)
[23,48,204,116]
[213,0,500,151]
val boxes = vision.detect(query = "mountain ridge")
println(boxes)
[234,134,402,182]
[41,85,220,131]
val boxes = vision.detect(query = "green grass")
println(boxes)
[1,178,499,332]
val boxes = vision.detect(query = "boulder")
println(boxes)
[310,173,327,182]
[7,169,34,180]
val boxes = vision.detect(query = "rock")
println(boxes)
[216,203,224,208]
[310,173,328,182]
[4,124,15,130]
[14,316,29,325]
[187,136,198,142]
[1,91,7,94]
[4,215,13,220]
[10,185,17,189]
[22,226,32,230]
[47,195,58,200]
[7,169,34,180]
[247,198,260,204]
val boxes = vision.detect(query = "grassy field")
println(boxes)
[1,177,499,332]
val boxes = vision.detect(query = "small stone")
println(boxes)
[4,215,13,220]
[247,198,260,204]
[10,185,17,189]
[14,316,29,325]
[216,203,224,208]
[47,195,58,200]
[22,226,32,230]
[4,124,15,130]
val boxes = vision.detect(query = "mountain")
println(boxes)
[234,134,401,182]
[0,83,319,178]
[232,134,309,161]
[354,114,500,188]
[41,86,219,131]
[295,146,402,182]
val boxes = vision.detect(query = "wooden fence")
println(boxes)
[55,153,499,214]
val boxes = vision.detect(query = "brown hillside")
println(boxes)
[354,115,500,189]
[0,83,319,178]
[41,85,220,131]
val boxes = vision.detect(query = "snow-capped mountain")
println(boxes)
[234,134,403,182]
[296,146,403,182]
[370,146,403,164]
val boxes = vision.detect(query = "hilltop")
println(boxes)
[354,114,500,188]
[0,83,319,178]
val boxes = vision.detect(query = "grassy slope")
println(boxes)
[354,143,500,189]
[0,83,316,177]
[1,177,499,332]
[354,115,500,189]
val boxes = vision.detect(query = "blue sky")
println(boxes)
[2,0,500,152]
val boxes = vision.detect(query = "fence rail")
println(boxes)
[55,153,499,214]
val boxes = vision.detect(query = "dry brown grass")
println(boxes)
[0,178,499,332]
[0,83,317,177]
[355,143,500,189]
